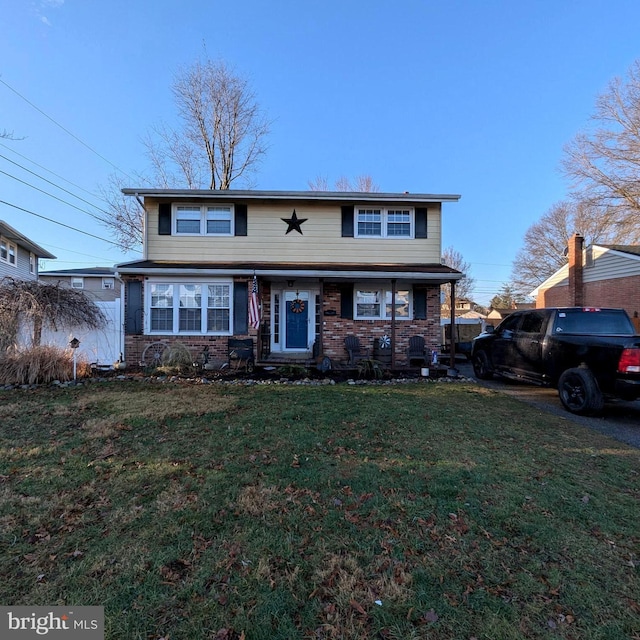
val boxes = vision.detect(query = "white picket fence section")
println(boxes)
[39,300,123,366]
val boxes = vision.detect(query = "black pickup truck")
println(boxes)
[471,307,640,414]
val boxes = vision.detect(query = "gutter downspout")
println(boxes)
[134,193,147,260]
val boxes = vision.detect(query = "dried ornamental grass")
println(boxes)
[0,345,91,385]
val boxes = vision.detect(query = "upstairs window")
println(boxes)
[175,207,201,234]
[71,277,84,289]
[29,253,36,275]
[174,205,234,236]
[102,277,115,290]
[355,207,414,238]
[206,207,232,234]
[0,237,17,267]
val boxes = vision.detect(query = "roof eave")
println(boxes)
[121,189,461,204]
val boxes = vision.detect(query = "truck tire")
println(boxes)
[558,367,604,414]
[472,350,493,380]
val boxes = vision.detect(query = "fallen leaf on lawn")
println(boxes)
[350,599,366,616]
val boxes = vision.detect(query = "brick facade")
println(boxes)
[123,276,442,368]
[538,274,640,321]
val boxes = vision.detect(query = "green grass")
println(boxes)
[0,380,639,639]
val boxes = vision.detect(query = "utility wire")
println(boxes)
[0,199,121,247]
[0,155,110,216]
[0,142,107,202]
[0,77,135,181]
[0,169,105,223]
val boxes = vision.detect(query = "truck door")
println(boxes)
[513,310,549,382]
[491,313,523,373]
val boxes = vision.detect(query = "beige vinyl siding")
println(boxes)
[146,202,442,264]
[583,246,640,282]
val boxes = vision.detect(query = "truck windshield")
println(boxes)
[553,310,634,335]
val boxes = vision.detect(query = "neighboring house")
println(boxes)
[38,267,121,303]
[485,303,535,327]
[38,267,124,365]
[116,189,462,368]
[0,220,55,281]
[441,297,475,317]
[532,234,640,325]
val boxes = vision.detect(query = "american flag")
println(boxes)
[248,275,261,330]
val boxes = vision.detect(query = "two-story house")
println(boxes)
[0,220,55,281]
[38,267,121,303]
[116,190,462,369]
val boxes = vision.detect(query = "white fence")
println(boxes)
[39,300,123,366]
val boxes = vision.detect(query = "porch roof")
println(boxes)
[115,260,463,283]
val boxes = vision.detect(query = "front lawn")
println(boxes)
[1,380,638,639]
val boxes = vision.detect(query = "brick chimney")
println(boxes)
[567,233,584,307]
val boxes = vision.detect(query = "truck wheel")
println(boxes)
[472,351,493,380]
[558,367,604,414]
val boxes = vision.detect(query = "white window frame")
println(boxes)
[0,237,17,267]
[173,204,234,236]
[102,277,115,290]
[29,252,36,275]
[71,277,84,289]
[354,207,414,239]
[354,286,412,320]
[146,279,233,336]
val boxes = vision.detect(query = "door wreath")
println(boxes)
[290,298,306,313]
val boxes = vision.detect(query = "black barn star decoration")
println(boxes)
[281,209,307,235]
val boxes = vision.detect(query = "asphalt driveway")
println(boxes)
[456,361,640,449]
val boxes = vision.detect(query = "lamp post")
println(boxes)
[69,337,80,382]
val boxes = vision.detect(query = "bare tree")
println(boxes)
[511,199,626,295]
[308,175,380,192]
[441,246,474,310]
[562,59,640,242]
[0,278,106,350]
[100,57,270,249]
[1,129,24,140]
[167,58,270,190]
[98,173,146,251]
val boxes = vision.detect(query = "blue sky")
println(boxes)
[2,0,639,304]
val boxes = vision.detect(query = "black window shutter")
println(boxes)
[233,281,249,335]
[158,203,172,235]
[235,204,248,236]
[340,283,354,318]
[415,207,428,238]
[413,288,427,320]
[341,206,354,237]
[125,281,143,335]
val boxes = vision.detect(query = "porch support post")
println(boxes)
[449,279,457,373]
[391,278,397,369]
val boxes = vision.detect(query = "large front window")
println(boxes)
[355,288,411,319]
[148,281,231,334]
[174,205,234,235]
[355,208,414,238]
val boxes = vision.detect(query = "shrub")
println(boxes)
[356,358,383,379]
[276,364,309,378]
[0,345,91,385]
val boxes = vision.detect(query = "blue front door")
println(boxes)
[285,293,309,349]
